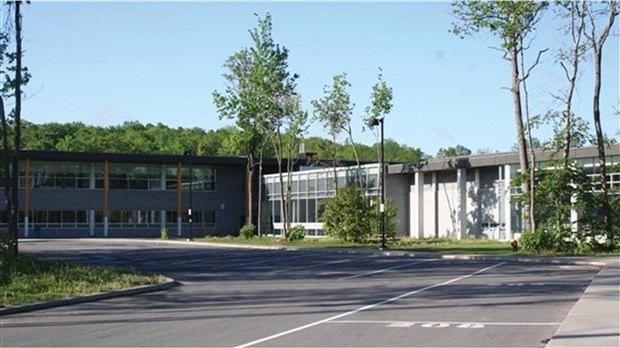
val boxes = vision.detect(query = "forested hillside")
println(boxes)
[20,120,426,163]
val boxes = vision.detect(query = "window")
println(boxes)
[21,162,93,189]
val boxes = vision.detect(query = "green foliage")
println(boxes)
[518,230,555,253]
[240,224,257,240]
[363,68,393,130]
[160,227,170,240]
[514,160,619,253]
[287,225,306,241]
[372,196,398,240]
[436,144,472,158]
[311,73,353,142]
[320,186,374,243]
[451,1,548,50]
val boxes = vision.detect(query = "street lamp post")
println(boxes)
[184,151,194,241]
[371,117,387,250]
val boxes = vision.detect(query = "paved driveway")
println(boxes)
[1,239,599,347]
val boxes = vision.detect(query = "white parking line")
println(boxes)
[339,259,436,280]
[235,261,506,348]
[267,254,377,276]
[328,320,561,327]
[211,254,308,270]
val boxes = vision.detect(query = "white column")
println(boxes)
[570,193,579,232]
[431,172,438,238]
[474,169,481,237]
[409,184,416,238]
[415,171,425,239]
[504,164,512,240]
[456,168,467,240]
[24,216,29,237]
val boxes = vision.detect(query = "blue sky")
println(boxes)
[14,1,620,156]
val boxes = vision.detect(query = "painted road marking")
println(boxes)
[235,261,506,348]
[267,254,378,276]
[339,259,436,280]
[329,320,560,329]
[210,254,309,270]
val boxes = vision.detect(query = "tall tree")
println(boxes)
[215,13,304,238]
[1,1,28,257]
[583,0,618,231]
[364,68,393,240]
[213,15,270,230]
[311,73,361,191]
[451,0,548,233]
[555,1,588,160]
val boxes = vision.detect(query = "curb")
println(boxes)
[75,237,614,268]
[0,277,177,316]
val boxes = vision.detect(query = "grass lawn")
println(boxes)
[196,235,516,255]
[195,235,620,256]
[1,255,165,308]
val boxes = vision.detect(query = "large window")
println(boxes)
[263,164,380,235]
[20,162,91,189]
[101,164,162,190]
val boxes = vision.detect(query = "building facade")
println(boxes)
[390,145,620,240]
[262,145,619,241]
[0,150,280,238]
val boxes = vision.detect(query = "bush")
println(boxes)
[287,225,306,241]
[240,224,257,240]
[518,230,553,253]
[320,186,374,243]
[160,227,170,240]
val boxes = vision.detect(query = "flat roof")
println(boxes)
[17,150,284,167]
[388,144,620,174]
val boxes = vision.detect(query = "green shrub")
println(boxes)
[287,225,306,241]
[160,227,170,240]
[518,230,554,253]
[240,224,257,240]
[320,186,374,243]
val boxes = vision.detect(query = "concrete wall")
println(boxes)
[386,173,409,237]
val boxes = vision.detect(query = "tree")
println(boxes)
[216,13,306,239]
[320,186,374,243]
[213,14,273,229]
[1,1,28,258]
[436,144,472,158]
[554,1,588,159]
[583,0,618,232]
[311,73,361,190]
[364,68,393,239]
[451,0,548,233]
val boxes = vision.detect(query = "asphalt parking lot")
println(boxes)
[1,239,601,347]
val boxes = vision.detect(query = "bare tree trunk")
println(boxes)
[332,134,339,193]
[345,124,364,189]
[510,44,531,233]
[520,39,537,234]
[256,142,266,236]
[1,96,14,248]
[592,47,610,229]
[586,1,617,232]
[9,0,23,256]
[561,1,586,160]
[246,154,254,227]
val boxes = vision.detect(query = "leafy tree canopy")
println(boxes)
[17,120,427,163]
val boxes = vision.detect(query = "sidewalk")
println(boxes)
[546,257,620,348]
